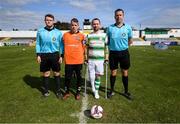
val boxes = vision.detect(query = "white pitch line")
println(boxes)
[79,95,88,124]
[69,95,88,124]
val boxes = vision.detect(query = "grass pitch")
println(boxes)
[0,46,179,123]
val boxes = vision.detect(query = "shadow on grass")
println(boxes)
[99,86,119,94]
[100,86,134,100]
[84,109,94,119]
[23,75,44,95]
[23,75,65,95]
[23,74,89,96]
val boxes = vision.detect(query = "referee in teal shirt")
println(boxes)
[107,9,133,100]
[36,14,63,99]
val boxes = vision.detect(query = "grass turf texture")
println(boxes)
[0,46,179,123]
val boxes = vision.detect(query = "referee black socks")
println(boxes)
[54,76,61,93]
[110,75,116,92]
[43,76,49,93]
[122,76,128,93]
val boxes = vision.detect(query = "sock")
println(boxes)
[110,75,116,92]
[122,76,128,93]
[65,79,70,93]
[77,77,81,94]
[77,86,81,94]
[76,69,82,94]
[95,77,100,91]
[54,76,61,93]
[43,76,49,93]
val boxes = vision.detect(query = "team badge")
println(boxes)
[52,37,56,42]
[74,36,80,41]
[122,33,126,37]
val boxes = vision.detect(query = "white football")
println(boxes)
[90,105,103,119]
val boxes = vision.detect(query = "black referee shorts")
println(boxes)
[40,52,60,72]
[109,49,130,70]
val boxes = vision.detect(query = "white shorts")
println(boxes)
[88,60,104,75]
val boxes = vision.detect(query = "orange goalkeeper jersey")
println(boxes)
[63,31,85,64]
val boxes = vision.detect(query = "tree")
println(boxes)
[13,28,18,31]
[101,27,106,32]
[54,21,70,30]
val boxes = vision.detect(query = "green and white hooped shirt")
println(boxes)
[87,32,108,61]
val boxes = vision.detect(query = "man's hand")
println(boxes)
[37,56,41,63]
[128,38,133,46]
[104,59,108,65]
[59,57,63,64]
[84,60,88,65]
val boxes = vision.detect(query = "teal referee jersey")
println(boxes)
[107,23,132,51]
[36,27,63,54]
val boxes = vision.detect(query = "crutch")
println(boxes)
[105,62,108,99]
[83,63,88,96]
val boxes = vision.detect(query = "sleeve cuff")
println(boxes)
[60,54,64,58]
[36,53,41,56]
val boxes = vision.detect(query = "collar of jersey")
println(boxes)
[114,23,125,28]
[91,30,102,34]
[70,30,80,34]
[44,26,55,31]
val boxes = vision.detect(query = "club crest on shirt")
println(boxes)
[74,36,80,41]
[52,37,56,42]
[122,33,126,37]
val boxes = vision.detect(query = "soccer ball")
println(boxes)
[90,105,103,119]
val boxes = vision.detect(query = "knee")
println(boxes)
[54,72,60,76]
[122,70,128,76]
[95,74,101,80]
[43,71,50,77]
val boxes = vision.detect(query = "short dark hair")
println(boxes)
[71,18,79,24]
[114,9,124,15]
[92,18,101,24]
[44,14,54,20]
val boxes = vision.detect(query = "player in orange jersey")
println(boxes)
[62,18,86,100]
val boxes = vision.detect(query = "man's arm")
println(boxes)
[60,33,64,56]
[59,33,64,63]
[128,26,133,46]
[36,31,41,55]
[84,35,88,63]
[128,38,133,46]
[36,30,41,63]
[104,35,109,64]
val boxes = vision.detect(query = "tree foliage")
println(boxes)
[54,21,70,30]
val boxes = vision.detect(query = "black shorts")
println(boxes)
[109,49,130,70]
[40,52,60,72]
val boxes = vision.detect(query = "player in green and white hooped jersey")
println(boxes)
[85,18,108,99]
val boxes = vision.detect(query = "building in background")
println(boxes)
[0,24,180,47]
[82,19,92,35]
